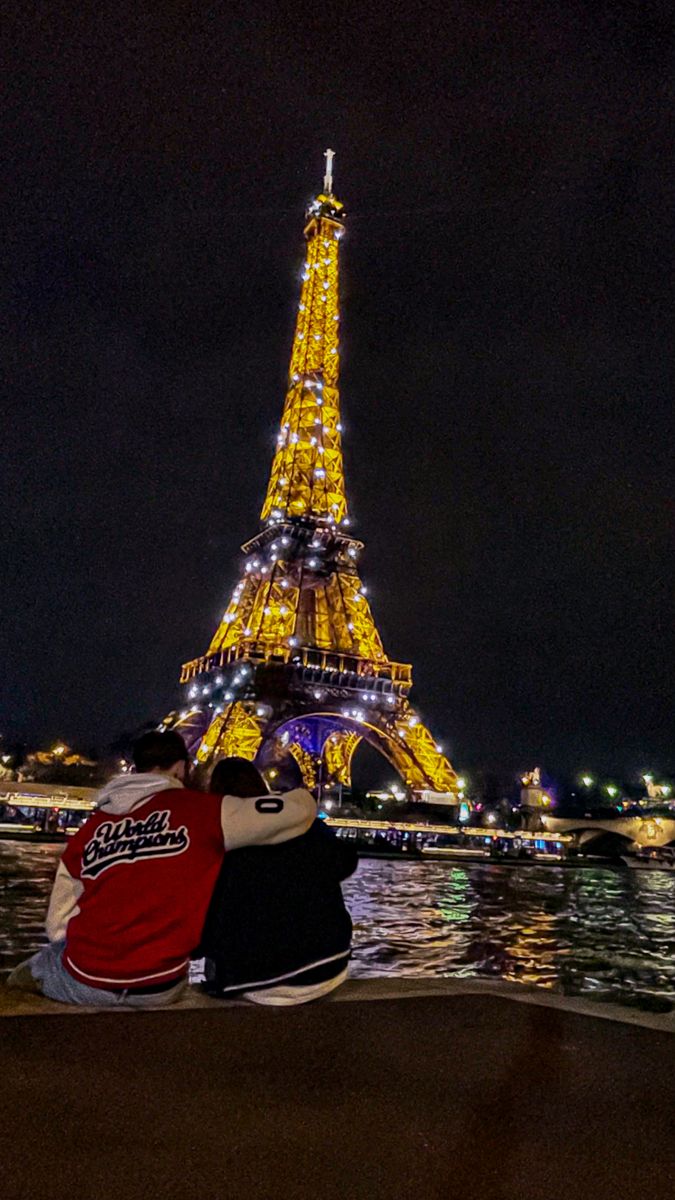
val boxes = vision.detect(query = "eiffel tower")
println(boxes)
[165,152,459,800]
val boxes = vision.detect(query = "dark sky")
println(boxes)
[2,1,673,779]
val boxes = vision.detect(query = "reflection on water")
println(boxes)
[344,860,675,1007]
[2,842,675,1008]
[0,843,63,977]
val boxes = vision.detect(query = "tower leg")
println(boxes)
[323,729,362,787]
[384,708,457,794]
[196,702,265,766]
[288,742,320,790]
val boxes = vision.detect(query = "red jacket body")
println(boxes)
[60,788,223,987]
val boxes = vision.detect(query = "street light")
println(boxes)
[606,785,618,798]
[581,775,594,788]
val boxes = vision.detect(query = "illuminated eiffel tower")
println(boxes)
[165,152,459,799]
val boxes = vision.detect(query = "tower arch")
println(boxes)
[236,709,456,796]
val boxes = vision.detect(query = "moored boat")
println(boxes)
[326,817,571,864]
[621,847,675,871]
[0,782,95,841]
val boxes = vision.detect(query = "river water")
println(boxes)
[2,842,674,1010]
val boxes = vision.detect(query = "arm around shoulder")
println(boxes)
[221,787,316,850]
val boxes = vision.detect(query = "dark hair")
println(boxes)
[210,756,267,798]
[133,730,189,773]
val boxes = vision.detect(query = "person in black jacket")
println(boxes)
[200,757,358,1005]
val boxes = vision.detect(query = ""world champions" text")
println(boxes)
[81,810,190,879]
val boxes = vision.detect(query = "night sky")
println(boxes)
[3,2,673,780]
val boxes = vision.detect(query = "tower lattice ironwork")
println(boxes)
[164,153,458,799]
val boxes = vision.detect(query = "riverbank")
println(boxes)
[1,979,673,1200]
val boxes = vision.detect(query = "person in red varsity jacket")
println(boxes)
[11,730,315,1007]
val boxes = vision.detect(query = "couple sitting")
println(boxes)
[12,730,357,1007]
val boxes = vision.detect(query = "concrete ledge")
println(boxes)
[2,984,674,1200]
[1,974,674,1031]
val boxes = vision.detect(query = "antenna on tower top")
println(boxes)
[323,148,335,194]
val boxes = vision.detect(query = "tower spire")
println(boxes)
[323,147,335,194]
[260,159,347,525]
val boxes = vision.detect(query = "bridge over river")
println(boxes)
[543,813,675,849]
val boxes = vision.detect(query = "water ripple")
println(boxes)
[343,859,675,1007]
[2,844,674,1010]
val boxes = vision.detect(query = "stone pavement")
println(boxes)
[1,980,673,1199]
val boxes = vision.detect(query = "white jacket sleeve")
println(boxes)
[220,787,316,851]
[46,860,84,943]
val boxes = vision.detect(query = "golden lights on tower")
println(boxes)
[173,152,460,798]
